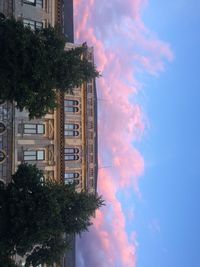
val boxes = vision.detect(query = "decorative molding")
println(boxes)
[48,145,54,165]
[48,119,54,140]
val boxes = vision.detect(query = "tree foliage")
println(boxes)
[0,14,100,118]
[0,164,104,266]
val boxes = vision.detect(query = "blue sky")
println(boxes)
[132,1,200,266]
[75,1,200,266]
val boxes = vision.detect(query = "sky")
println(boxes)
[73,1,200,267]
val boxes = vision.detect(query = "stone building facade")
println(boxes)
[0,0,98,191]
[13,57,98,195]
[0,0,98,266]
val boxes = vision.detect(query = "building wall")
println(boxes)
[0,0,13,17]
[64,86,85,192]
[0,0,97,191]
[63,44,98,195]
[0,2,98,267]
[13,0,56,27]
[13,105,60,181]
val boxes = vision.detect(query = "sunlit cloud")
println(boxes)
[74,0,173,266]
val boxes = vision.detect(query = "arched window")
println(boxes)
[65,107,79,113]
[65,123,79,130]
[64,172,80,185]
[64,178,73,184]
[64,178,80,185]
[0,122,6,134]
[64,99,79,113]
[65,130,79,136]
[0,150,6,164]
[74,173,79,178]
[65,155,79,161]
[64,100,78,106]
[64,124,79,136]
[64,147,79,161]
[65,148,79,154]
[65,172,79,179]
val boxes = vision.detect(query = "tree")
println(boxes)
[0,164,104,266]
[0,15,100,118]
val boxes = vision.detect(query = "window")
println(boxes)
[64,99,79,113]
[65,172,79,179]
[23,19,43,30]
[64,178,74,184]
[23,0,42,7]
[23,150,45,161]
[65,100,78,106]
[65,107,79,113]
[65,148,79,154]
[36,0,42,7]
[65,123,79,130]
[64,147,79,161]
[24,124,45,134]
[64,124,79,136]
[0,122,6,134]
[24,0,35,5]
[65,130,79,136]
[65,178,79,185]
[65,155,79,161]
[0,150,6,163]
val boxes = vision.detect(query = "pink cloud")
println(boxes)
[77,170,137,267]
[74,0,173,266]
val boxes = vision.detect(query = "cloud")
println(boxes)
[77,170,137,267]
[74,0,173,266]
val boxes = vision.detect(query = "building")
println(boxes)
[0,0,98,266]
[0,0,59,186]
[13,44,98,194]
